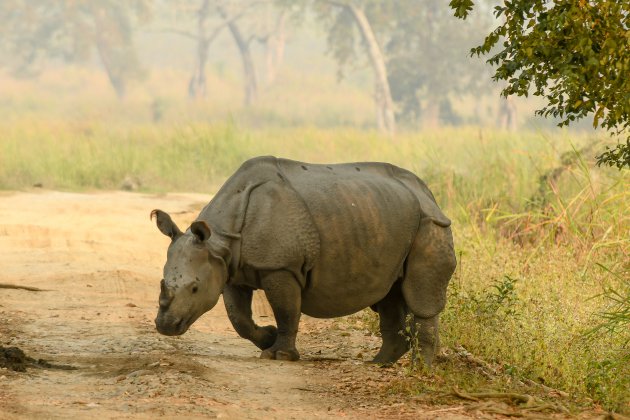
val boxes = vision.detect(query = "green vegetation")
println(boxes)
[0,54,627,414]
[451,0,630,168]
[1,115,627,412]
[345,130,627,413]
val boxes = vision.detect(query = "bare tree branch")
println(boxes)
[152,3,260,43]
[319,0,349,8]
[150,28,198,40]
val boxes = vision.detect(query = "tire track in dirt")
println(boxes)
[0,191,469,419]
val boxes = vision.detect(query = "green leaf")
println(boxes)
[593,105,605,128]
[449,0,475,19]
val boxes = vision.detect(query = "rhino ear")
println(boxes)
[190,220,212,243]
[150,209,183,241]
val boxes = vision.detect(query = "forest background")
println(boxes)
[0,0,627,414]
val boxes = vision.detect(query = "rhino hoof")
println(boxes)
[368,359,395,368]
[276,350,299,361]
[256,325,278,350]
[260,348,299,361]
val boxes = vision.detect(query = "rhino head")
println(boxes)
[150,210,229,336]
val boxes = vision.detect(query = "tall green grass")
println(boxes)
[0,120,585,192]
[1,119,628,411]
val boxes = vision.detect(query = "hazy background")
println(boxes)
[0,0,595,132]
[0,2,627,412]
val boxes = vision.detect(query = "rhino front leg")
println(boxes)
[259,270,301,361]
[223,284,277,350]
[413,315,439,368]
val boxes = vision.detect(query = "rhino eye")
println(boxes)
[192,286,199,294]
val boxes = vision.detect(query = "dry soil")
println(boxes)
[0,190,475,419]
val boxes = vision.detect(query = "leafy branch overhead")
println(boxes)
[450,0,630,168]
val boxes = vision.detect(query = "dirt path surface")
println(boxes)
[0,191,471,419]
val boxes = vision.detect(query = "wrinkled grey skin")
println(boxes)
[152,156,456,365]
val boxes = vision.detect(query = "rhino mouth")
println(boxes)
[155,314,192,336]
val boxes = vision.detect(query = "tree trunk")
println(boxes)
[189,0,210,98]
[189,38,209,98]
[497,96,517,131]
[275,12,287,67]
[93,11,126,100]
[94,35,126,99]
[348,4,395,135]
[226,20,257,106]
[422,100,440,129]
[264,9,287,85]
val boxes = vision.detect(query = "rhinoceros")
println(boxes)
[151,156,456,365]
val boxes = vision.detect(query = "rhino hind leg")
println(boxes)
[401,220,456,367]
[259,270,302,361]
[371,282,410,365]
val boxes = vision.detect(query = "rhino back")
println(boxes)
[275,160,422,317]
[199,157,446,318]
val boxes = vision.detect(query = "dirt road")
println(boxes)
[0,191,468,419]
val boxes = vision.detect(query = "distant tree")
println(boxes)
[313,0,396,134]
[0,0,150,99]
[384,0,491,127]
[217,1,288,106]
[161,0,254,99]
[311,0,491,132]
[451,0,630,168]
[163,0,287,105]
[187,0,213,98]
[497,96,517,131]
[183,0,215,98]
[216,2,260,106]
[261,4,288,85]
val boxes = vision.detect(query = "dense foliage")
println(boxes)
[450,0,630,168]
